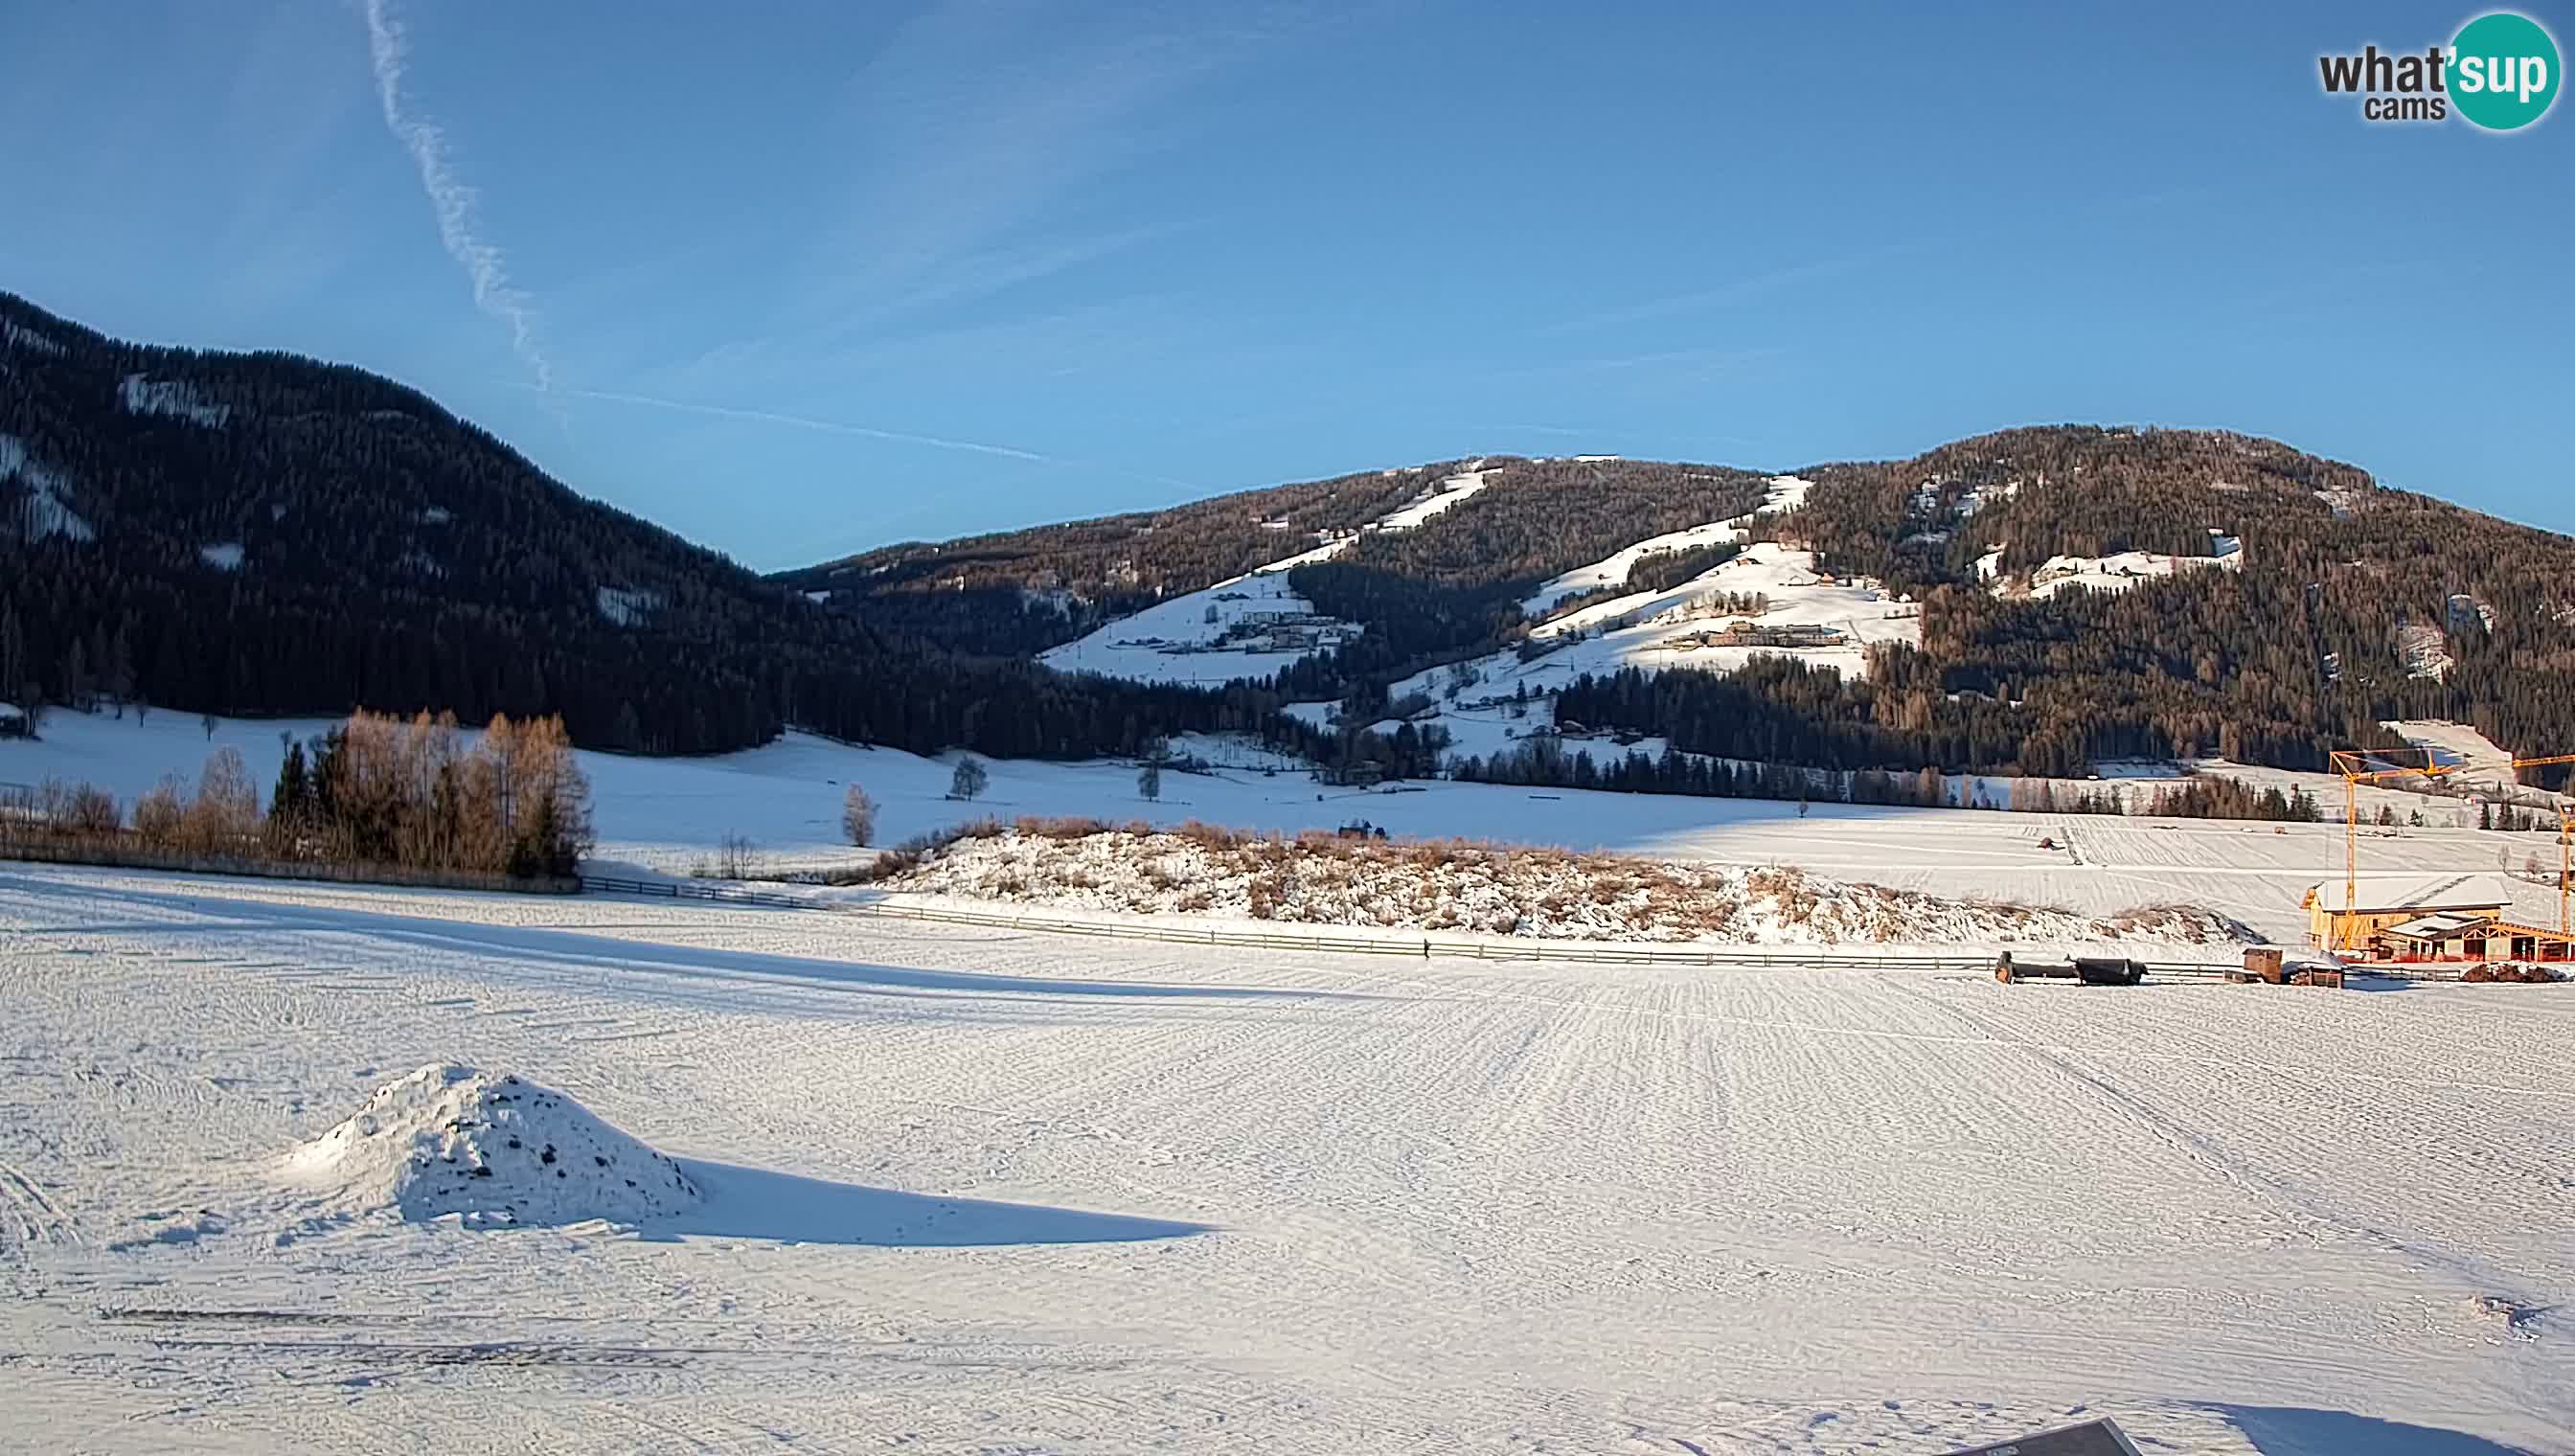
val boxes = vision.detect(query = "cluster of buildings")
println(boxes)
[2302,875,2575,963]
[1659,620,1848,652]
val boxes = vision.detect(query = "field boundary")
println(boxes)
[577,874,2254,974]
[0,835,581,896]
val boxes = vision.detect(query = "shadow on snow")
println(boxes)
[2216,1404,2539,1456]
[652,1159,1211,1247]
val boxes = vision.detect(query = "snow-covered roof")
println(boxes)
[2305,874,2511,915]
[0,701,21,719]
[2378,912,2493,941]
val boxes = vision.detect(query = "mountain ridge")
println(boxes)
[11,288,2569,789]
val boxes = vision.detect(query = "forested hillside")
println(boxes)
[1276,459,1773,695]
[771,466,1432,656]
[0,291,1317,762]
[1450,425,2575,787]
[15,286,2562,790]
[1749,425,2575,779]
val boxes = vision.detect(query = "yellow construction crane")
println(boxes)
[2514,754,2575,937]
[2329,749,2461,951]
[2561,804,2572,939]
[2328,747,2575,952]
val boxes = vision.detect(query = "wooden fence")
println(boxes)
[0,830,579,896]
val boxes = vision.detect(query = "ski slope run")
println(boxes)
[1037,467,1493,686]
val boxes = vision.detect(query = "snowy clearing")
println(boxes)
[118,373,233,428]
[0,865,2565,1453]
[594,584,661,627]
[1995,536,2244,601]
[0,431,95,541]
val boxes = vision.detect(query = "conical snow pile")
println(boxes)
[286,1063,698,1227]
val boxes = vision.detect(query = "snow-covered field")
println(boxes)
[0,865,2565,1453]
[10,708,2571,947]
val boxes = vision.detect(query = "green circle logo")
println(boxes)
[2450,11,2561,130]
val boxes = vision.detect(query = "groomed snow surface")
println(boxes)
[2,866,2566,1453]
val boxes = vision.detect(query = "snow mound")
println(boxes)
[285,1064,697,1228]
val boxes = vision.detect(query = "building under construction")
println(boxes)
[2301,874,2575,961]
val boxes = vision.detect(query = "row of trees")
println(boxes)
[13,712,593,877]
[1447,734,2332,823]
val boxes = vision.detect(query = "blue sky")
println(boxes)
[1,1,2568,571]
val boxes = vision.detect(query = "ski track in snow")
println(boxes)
[0,864,2569,1453]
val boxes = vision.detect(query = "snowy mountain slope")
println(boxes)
[1037,467,1493,685]
[1356,535,1922,767]
[1519,473,1810,616]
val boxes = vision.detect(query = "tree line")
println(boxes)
[11,710,593,876]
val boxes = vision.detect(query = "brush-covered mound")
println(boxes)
[851,819,2258,945]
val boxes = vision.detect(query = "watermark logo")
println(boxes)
[2318,11,2560,130]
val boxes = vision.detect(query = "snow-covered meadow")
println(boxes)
[1,864,2567,1453]
[8,706,2569,947]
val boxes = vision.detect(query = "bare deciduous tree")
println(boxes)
[186,747,259,852]
[841,785,877,847]
[132,774,187,844]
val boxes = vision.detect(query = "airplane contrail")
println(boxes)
[548,385,1206,492]
[555,387,1056,463]
[364,0,553,393]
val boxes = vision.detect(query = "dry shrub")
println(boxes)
[1014,814,1110,841]
[132,775,188,845]
[1173,819,1252,851]
[59,780,123,834]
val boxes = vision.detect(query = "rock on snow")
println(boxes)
[284,1063,697,1228]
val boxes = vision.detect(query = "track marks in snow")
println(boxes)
[4,867,2572,1451]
